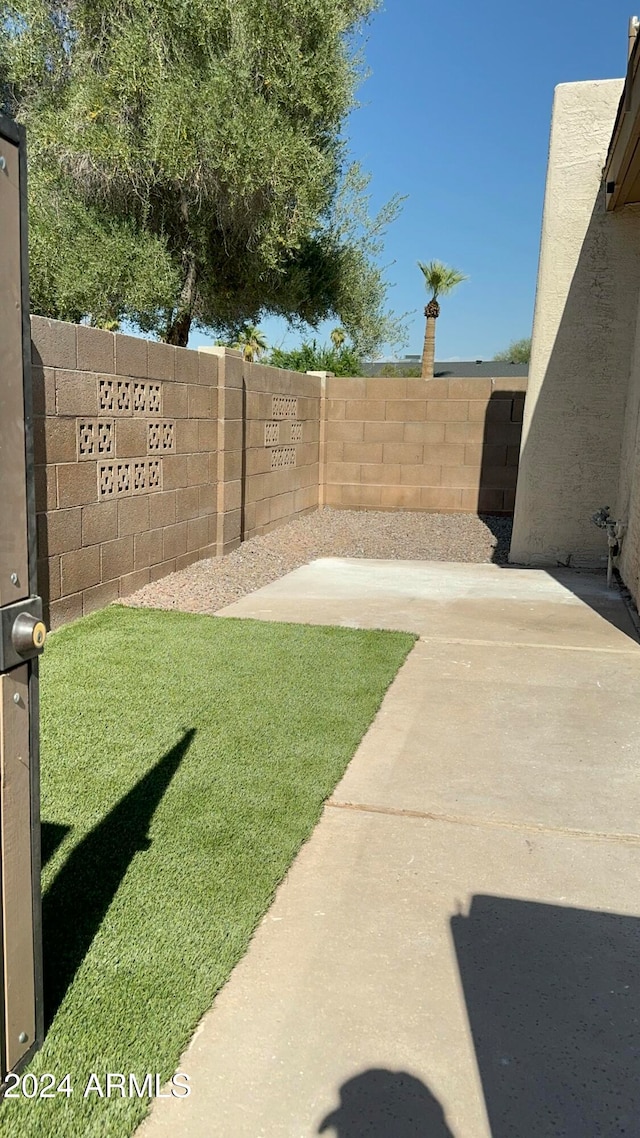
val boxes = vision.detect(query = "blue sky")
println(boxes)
[189,0,634,361]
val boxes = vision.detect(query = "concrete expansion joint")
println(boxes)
[326,799,640,846]
[417,634,639,654]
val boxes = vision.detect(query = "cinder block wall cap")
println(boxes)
[198,346,243,359]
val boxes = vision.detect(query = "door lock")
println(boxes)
[11,614,46,657]
[0,597,46,671]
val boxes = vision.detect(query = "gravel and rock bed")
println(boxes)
[121,509,513,616]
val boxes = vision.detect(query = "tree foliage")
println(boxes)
[378,362,421,377]
[26,165,181,330]
[493,337,531,364]
[417,260,468,301]
[268,338,362,376]
[1,0,407,350]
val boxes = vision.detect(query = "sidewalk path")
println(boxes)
[138,560,640,1138]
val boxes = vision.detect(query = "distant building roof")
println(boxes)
[433,361,529,378]
[363,359,529,378]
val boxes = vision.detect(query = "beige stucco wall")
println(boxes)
[511,79,640,568]
[616,284,640,599]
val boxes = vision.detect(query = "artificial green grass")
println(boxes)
[1,605,415,1137]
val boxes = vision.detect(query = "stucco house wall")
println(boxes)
[614,296,640,597]
[511,79,640,569]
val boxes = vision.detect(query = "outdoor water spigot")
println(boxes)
[591,507,626,587]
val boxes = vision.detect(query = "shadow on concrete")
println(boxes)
[472,387,521,568]
[42,728,194,1028]
[488,553,639,645]
[40,821,71,868]
[452,894,640,1136]
[479,389,523,525]
[318,1069,454,1137]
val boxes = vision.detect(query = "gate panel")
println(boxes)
[0,129,29,606]
[0,667,34,1070]
[0,113,44,1083]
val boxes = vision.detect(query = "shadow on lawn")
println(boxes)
[318,1069,455,1136]
[40,822,71,868]
[42,728,195,1028]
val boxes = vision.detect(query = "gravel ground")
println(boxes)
[121,509,512,616]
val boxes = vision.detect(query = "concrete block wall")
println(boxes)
[243,363,320,540]
[213,348,243,556]
[30,318,526,629]
[32,317,219,628]
[324,376,526,513]
[209,351,320,554]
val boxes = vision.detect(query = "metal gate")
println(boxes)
[0,113,44,1081]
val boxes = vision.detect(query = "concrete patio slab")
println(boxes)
[138,559,640,1138]
[216,558,639,648]
[333,636,640,837]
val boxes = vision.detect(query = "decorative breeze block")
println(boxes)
[98,459,163,500]
[270,446,296,469]
[264,422,280,446]
[133,461,147,493]
[272,395,297,419]
[148,383,161,413]
[99,378,162,415]
[133,382,147,412]
[98,378,115,413]
[117,462,131,494]
[148,460,161,489]
[78,421,94,457]
[99,463,115,498]
[290,422,303,443]
[78,419,114,460]
[116,381,132,413]
[148,421,175,453]
[98,421,113,454]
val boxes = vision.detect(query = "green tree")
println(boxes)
[268,338,362,376]
[417,261,468,379]
[233,324,268,363]
[26,165,181,330]
[330,327,346,351]
[493,337,531,364]
[1,0,406,350]
[378,362,421,377]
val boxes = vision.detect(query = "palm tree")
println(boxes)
[417,261,468,379]
[330,327,346,352]
[233,324,268,363]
